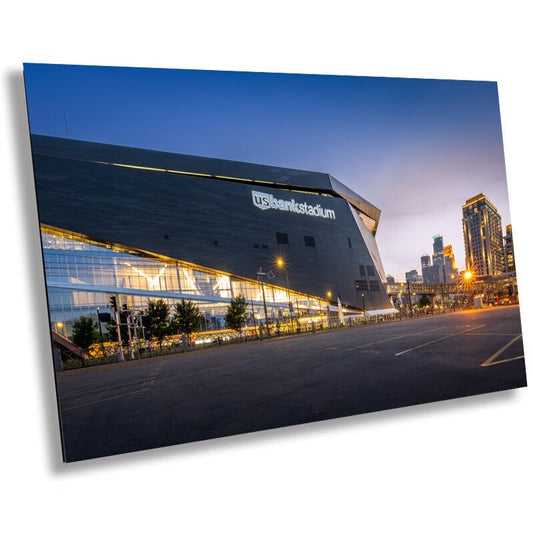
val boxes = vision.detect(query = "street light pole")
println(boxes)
[276,258,294,332]
[441,263,446,313]
[114,304,125,361]
[257,267,271,338]
[326,290,332,328]
[406,279,413,318]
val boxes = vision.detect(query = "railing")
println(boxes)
[59,303,504,370]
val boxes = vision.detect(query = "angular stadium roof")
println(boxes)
[30,135,381,227]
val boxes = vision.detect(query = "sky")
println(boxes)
[23,63,512,280]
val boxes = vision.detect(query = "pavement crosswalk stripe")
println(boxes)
[481,355,524,366]
[346,326,445,351]
[481,334,523,367]
[394,325,485,356]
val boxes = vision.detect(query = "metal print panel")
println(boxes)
[23,64,527,462]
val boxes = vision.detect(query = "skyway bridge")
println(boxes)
[384,282,470,296]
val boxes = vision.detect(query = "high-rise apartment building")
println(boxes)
[462,193,505,277]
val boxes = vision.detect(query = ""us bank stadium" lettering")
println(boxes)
[251,190,336,220]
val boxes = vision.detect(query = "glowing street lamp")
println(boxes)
[463,270,475,307]
[326,291,332,327]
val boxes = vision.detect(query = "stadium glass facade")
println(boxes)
[42,227,327,338]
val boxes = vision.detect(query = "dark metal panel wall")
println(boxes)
[32,147,392,310]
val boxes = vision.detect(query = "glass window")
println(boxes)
[304,236,315,247]
[276,232,289,245]
[355,280,368,291]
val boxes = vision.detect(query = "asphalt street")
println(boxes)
[56,305,527,462]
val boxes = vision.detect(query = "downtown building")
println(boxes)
[504,224,515,273]
[31,135,394,337]
[462,193,505,277]
[405,270,422,284]
[421,235,458,285]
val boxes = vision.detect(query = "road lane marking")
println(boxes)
[462,333,518,336]
[481,334,523,367]
[61,388,151,411]
[345,326,445,351]
[482,356,524,366]
[394,325,485,356]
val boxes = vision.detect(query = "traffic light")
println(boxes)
[110,296,117,311]
[122,303,128,311]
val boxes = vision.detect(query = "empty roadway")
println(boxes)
[56,305,527,462]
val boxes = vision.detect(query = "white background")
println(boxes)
[1,2,531,531]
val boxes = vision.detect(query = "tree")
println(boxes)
[418,294,431,308]
[174,299,203,344]
[144,299,171,348]
[71,316,98,350]
[225,295,248,337]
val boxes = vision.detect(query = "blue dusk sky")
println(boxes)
[23,63,512,280]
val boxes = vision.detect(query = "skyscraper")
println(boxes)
[443,245,456,270]
[462,193,505,277]
[421,238,457,284]
[504,224,515,273]
[432,234,444,265]
[420,254,431,268]
[443,245,458,282]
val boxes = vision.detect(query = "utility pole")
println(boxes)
[96,306,105,357]
[111,296,125,361]
[126,312,135,359]
[132,314,140,359]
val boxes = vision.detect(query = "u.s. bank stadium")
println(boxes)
[31,135,395,338]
